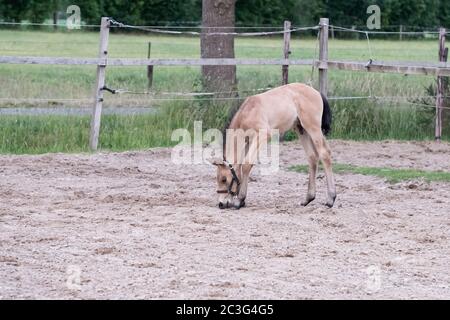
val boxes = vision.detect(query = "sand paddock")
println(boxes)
[0,140,449,299]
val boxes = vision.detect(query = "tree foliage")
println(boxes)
[1,0,450,28]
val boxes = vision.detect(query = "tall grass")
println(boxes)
[0,100,240,154]
[326,72,442,140]
[0,104,176,154]
[330,101,435,140]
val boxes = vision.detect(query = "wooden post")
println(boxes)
[147,42,153,90]
[435,27,447,142]
[399,25,403,41]
[53,12,58,30]
[319,18,329,97]
[351,25,358,40]
[201,0,237,97]
[330,25,335,40]
[282,20,291,85]
[89,17,110,151]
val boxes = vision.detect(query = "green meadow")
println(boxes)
[290,163,450,184]
[0,28,447,154]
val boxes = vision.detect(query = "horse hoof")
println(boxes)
[325,198,336,208]
[325,194,337,208]
[301,197,315,206]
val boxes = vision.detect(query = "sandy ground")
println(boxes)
[0,140,449,300]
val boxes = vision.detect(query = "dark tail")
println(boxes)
[321,93,332,136]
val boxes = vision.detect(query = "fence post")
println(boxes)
[53,12,58,30]
[282,20,291,85]
[89,17,110,151]
[319,18,329,97]
[351,25,358,40]
[399,25,403,41]
[147,42,153,90]
[435,27,447,142]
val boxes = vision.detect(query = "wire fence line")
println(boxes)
[1,94,449,111]
[107,18,319,37]
[0,97,92,102]
[100,92,450,111]
[335,24,444,30]
[328,24,441,35]
[0,21,292,30]
[1,20,447,35]
[0,20,313,34]
[0,94,445,100]
[107,18,445,37]
[0,21,101,28]
[99,86,274,96]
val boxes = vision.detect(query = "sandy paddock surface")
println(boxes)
[0,140,449,299]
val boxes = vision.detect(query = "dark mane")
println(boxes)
[221,100,242,150]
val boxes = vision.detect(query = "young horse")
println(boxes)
[210,83,336,209]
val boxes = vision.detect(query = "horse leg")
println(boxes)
[299,131,319,206]
[235,163,253,208]
[232,130,269,209]
[305,127,336,208]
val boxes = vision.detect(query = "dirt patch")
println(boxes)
[0,140,449,299]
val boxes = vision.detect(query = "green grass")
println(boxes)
[0,28,449,154]
[0,29,438,95]
[289,163,450,183]
[0,100,234,154]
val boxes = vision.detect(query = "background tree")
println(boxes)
[140,0,201,25]
[26,0,54,22]
[0,0,38,22]
[2,0,450,29]
[438,0,450,27]
[201,0,237,95]
[69,0,101,24]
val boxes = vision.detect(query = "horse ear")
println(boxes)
[207,157,224,166]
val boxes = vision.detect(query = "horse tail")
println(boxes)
[321,93,332,136]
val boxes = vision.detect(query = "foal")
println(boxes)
[210,83,336,209]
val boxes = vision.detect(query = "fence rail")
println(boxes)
[0,56,315,66]
[2,56,450,76]
[0,17,448,148]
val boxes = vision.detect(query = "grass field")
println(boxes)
[0,27,448,154]
[290,163,450,184]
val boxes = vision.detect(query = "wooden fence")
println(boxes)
[0,17,448,149]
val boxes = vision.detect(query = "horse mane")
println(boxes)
[221,101,242,151]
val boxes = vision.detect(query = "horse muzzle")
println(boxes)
[231,197,245,209]
[218,201,228,209]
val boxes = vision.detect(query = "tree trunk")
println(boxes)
[201,0,237,96]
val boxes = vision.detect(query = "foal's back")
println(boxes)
[230,83,323,134]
